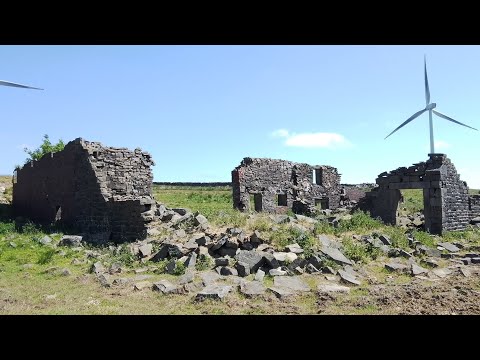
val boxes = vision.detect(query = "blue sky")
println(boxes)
[1,45,480,187]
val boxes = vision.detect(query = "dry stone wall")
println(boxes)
[232,157,341,214]
[13,138,155,243]
[360,154,478,234]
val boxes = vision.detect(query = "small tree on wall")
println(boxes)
[23,134,65,163]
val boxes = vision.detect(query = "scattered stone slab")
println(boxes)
[338,270,361,285]
[109,262,123,274]
[460,258,472,265]
[133,281,152,291]
[235,250,265,272]
[97,274,112,287]
[138,244,153,258]
[153,280,183,294]
[432,268,453,278]
[178,271,195,285]
[269,268,287,276]
[423,258,439,268]
[255,269,265,282]
[235,261,250,277]
[472,257,480,264]
[378,235,391,245]
[268,286,295,299]
[240,281,266,296]
[306,263,320,274]
[398,249,413,258]
[215,258,229,267]
[273,276,310,292]
[219,266,238,276]
[285,243,304,254]
[39,235,53,245]
[460,268,472,277]
[184,253,197,268]
[58,235,83,247]
[263,253,280,269]
[112,278,130,286]
[411,263,428,276]
[325,275,340,282]
[417,245,442,258]
[200,271,221,286]
[319,247,353,265]
[438,242,460,253]
[318,283,351,294]
[184,281,204,293]
[195,284,233,301]
[91,262,105,275]
[194,214,208,226]
[385,262,409,273]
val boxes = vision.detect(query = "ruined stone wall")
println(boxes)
[469,195,480,216]
[13,138,155,243]
[360,154,473,234]
[232,157,341,214]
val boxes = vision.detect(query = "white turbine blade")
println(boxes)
[0,80,43,90]
[432,109,478,131]
[385,108,428,139]
[424,55,430,105]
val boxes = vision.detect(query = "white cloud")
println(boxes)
[434,140,451,150]
[270,129,290,138]
[270,129,352,149]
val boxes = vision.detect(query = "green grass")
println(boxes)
[399,189,423,215]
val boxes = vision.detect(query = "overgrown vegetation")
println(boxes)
[23,134,65,164]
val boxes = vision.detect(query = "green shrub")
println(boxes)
[173,261,186,275]
[412,230,435,247]
[341,236,380,263]
[269,225,305,250]
[313,220,335,235]
[24,134,65,163]
[0,221,15,235]
[21,222,40,235]
[335,211,383,234]
[37,248,55,265]
[195,254,213,271]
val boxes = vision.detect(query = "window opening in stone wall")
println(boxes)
[277,193,287,206]
[315,168,323,185]
[93,151,99,159]
[315,198,329,210]
[55,206,62,221]
[254,194,263,212]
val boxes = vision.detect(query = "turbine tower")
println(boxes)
[0,80,43,90]
[385,56,477,154]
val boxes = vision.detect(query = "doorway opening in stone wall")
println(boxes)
[397,189,424,230]
[250,193,262,212]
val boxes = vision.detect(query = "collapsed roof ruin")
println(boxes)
[231,157,342,214]
[12,138,156,243]
[360,154,480,235]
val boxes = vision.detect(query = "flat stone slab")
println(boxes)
[385,262,409,273]
[240,281,266,296]
[318,283,351,294]
[273,276,310,292]
[411,263,428,276]
[153,280,183,294]
[235,250,265,272]
[254,269,265,282]
[133,281,152,291]
[432,268,453,278]
[319,247,353,265]
[438,242,460,253]
[199,271,222,285]
[268,286,295,299]
[285,243,304,254]
[195,284,232,301]
[178,271,195,285]
[269,268,288,276]
[338,270,361,285]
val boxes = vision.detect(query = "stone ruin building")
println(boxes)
[360,153,480,235]
[232,157,342,214]
[12,138,156,243]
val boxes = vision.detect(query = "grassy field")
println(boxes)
[2,183,480,314]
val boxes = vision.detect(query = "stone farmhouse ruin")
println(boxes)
[360,154,480,235]
[232,157,342,214]
[13,138,156,242]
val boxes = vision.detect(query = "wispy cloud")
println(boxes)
[270,129,352,149]
[434,140,451,150]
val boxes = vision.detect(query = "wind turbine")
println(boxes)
[385,56,477,154]
[0,80,43,90]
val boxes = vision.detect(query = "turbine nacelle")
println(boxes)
[426,103,436,110]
